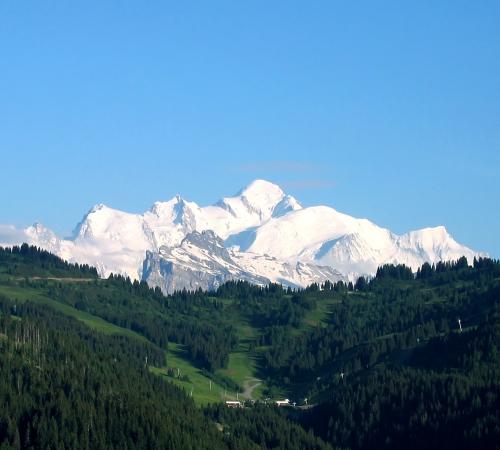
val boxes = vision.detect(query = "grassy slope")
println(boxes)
[218,320,265,399]
[303,295,341,328]
[152,343,240,405]
[0,276,346,405]
[218,294,343,400]
[0,283,143,339]
[0,280,232,405]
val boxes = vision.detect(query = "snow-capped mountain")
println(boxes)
[0,179,484,293]
[143,230,270,294]
[142,230,345,294]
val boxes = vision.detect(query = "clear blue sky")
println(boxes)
[1,1,499,256]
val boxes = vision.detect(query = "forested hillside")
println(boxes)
[0,245,499,449]
[0,295,223,449]
[302,313,500,449]
[0,245,331,449]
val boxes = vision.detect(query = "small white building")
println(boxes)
[225,400,242,408]
[275,399,290,407]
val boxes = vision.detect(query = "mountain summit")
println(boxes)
[218,179,302,220]
[0,180,484,293]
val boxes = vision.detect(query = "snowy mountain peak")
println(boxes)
[406,225,448,239]
[146,196,198,241]
[89,203,109,213]
[149,195,190,217]
[25,222,61,254]
[28,222,50,234]
[238,179,284,199]
[216,179,301,221]
[399,226,453,251]
[395,225,476,264]
[73,203,117,238]
[72,203,146,245]
[25,222,57,242]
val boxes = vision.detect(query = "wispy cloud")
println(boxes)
[233,160,323,173]
[228,159,335,191]
[282,179,336,191]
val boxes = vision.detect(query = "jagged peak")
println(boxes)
[149,194,194,215]
[148,196,198,232]
[30,221,48,232]
[24,222,60,248]
[89,203,109,213]
[179,229,229,260]
[80,202,130,222]
[182,229,221,245]
[25,222,59,241]
[71,202,138,240]
[272,194,302,217]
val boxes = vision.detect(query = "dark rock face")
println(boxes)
[142,229,347,295]
[142,253,234,293]
[142,230,270,294]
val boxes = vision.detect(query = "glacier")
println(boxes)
[0,179,484,293]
